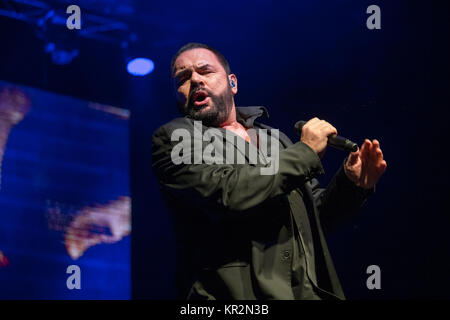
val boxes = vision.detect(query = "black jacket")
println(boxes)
[151,106,373,299]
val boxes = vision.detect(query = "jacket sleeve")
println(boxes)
[311,160,375,234]
[152,118,324,213]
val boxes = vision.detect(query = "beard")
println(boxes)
[178,83,233,127]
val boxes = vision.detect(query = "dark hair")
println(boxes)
[170,42,231,76]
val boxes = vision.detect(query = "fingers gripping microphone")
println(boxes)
[294,120,358,152]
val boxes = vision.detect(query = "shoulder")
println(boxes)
[152,117,197,142]
[153,117,195,135]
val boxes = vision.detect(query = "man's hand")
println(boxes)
[344,139,387,189]
[300,117,337,158]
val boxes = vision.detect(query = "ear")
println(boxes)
[229,74,238,95]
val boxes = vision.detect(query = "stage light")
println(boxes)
[126,58,154,76]
[45,42,79,65]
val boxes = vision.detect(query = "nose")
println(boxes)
[190,71,204,86]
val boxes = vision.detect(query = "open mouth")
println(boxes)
[191,90,210,107]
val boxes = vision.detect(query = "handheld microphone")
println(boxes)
[294,120,358,153]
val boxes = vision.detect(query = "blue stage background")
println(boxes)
[0,0,448,299]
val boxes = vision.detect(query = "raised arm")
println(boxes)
[152,118,324,215]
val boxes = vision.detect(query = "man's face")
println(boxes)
[173,48,235,127]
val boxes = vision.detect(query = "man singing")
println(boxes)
[151,42,387,300]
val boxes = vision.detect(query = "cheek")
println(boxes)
[209,76,227,92]
[176,86,189,102]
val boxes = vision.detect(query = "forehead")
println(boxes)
[173,48,224,73]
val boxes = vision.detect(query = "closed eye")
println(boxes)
[175,70,191,86]
[198,67,214,75]
[177,76,188,86]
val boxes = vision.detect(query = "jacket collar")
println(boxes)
[236,106,269,129]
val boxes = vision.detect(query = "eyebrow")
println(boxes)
[197,63,214,71]
[174,64,216,79]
